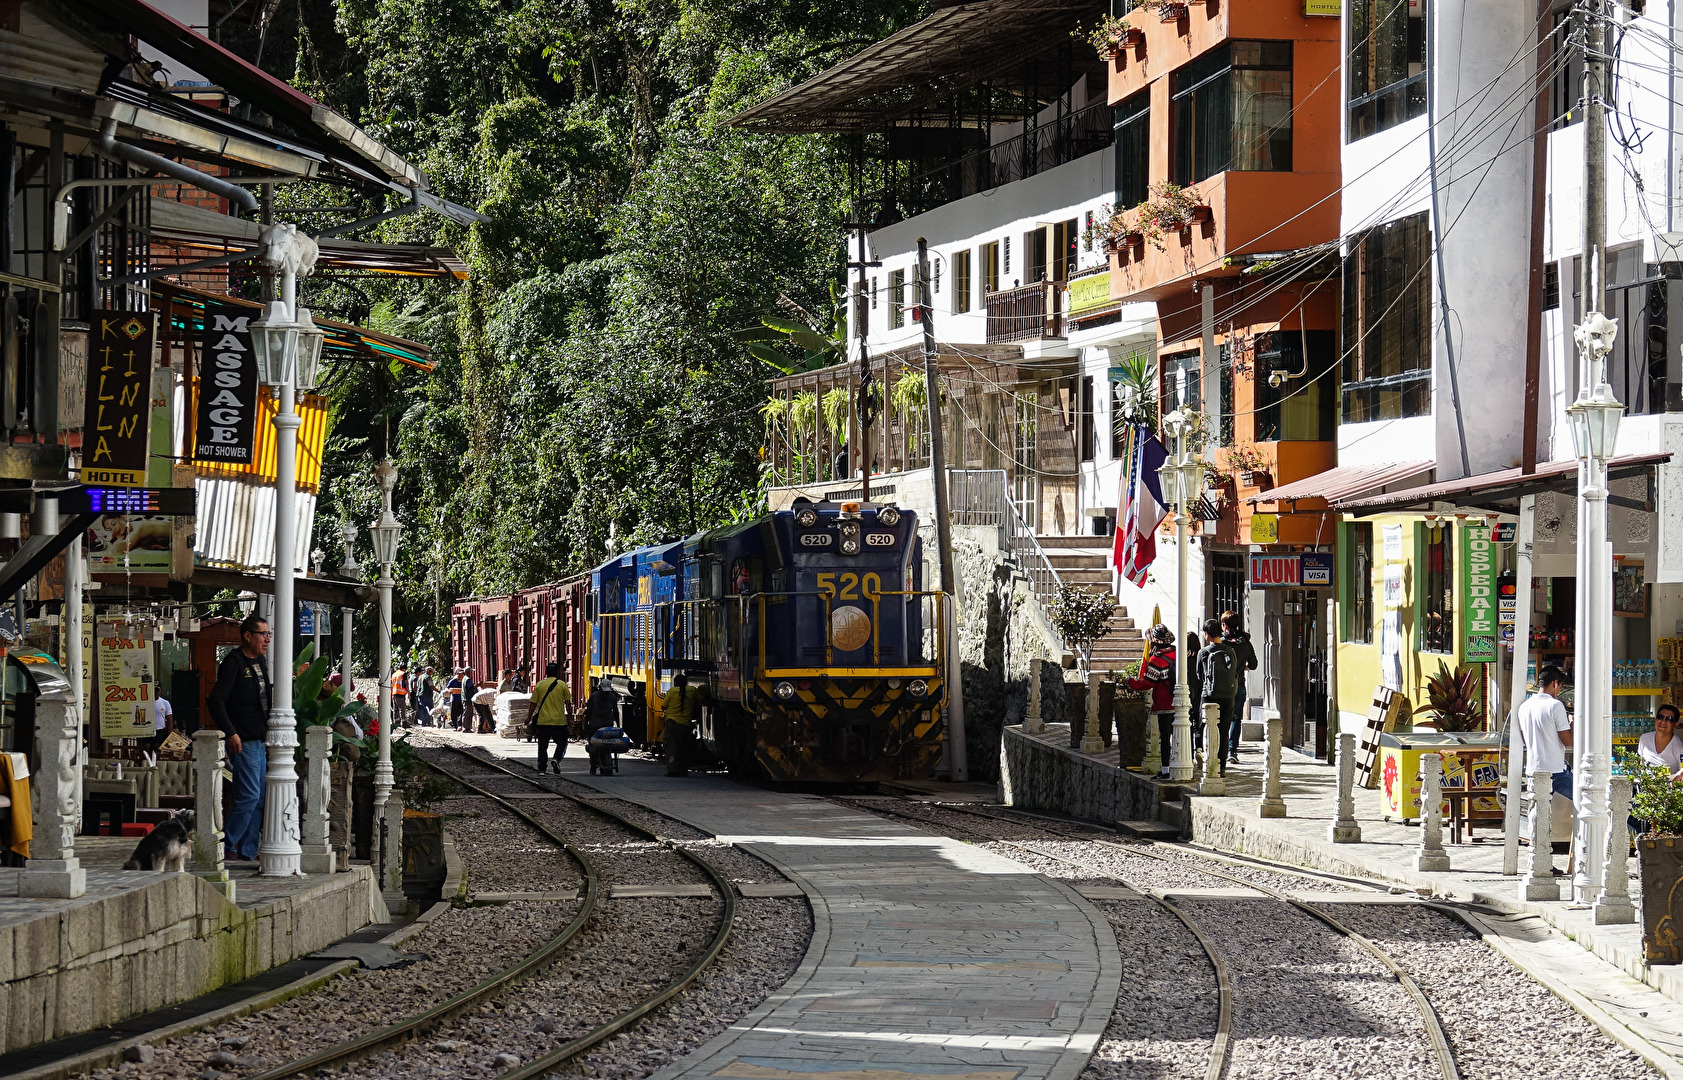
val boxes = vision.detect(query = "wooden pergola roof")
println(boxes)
[729,0,1108,134]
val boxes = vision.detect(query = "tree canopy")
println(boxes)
[232,0,921,662]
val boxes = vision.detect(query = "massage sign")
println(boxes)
[82,312,155,487]
[193,300,260,464]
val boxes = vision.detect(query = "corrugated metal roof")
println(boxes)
[148,199,469,280]
[1247,461,1435,505]
[187,383,329,492]
[1333,452,1672,512]
[193,475,316,576]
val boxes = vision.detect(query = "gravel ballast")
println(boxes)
[1327,904,1657,1080]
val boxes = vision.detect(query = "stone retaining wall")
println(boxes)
[0,867,384,1053]
[1000,724,1183,830]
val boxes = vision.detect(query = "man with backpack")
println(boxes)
[1220,611,1258,765]
[1195,619,1239,776]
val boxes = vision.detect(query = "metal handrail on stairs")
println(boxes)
[949,469,1085,666]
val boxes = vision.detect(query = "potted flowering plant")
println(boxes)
[1134,182,1203,250]
[1150,0,1189,21]
[1225,443,1270,488]
[1618,752,1683,962]
[1087,15,1142,58]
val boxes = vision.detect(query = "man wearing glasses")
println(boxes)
[208,615,273,862]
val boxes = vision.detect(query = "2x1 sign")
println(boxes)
[194,301,260,464]
[1250,513,1279,544]
[83,312,154,488]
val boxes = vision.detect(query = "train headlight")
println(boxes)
[877,506,901,526]
[774,681,797,700]
[841,538,860,555]
[794,507,819,528]
[908,679,929,698]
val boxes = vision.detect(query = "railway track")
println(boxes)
[835,795,1461,1080]
[90,747,740,1080]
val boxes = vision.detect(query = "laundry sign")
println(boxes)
[1250,553,1302,587]
[1461,527,1497,663]
[194,300,261,464]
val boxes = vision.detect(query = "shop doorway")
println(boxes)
[1275,588,1328,756]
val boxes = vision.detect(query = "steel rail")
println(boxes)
[431,743,738,1080]
[244,756,601,1080]
[831,796,1234,1080]
[914,800,1462,1080]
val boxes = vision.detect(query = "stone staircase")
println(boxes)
[1037,536,1145,676]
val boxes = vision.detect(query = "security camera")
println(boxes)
[1268,371,1285,388]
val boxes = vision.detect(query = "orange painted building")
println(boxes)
[1102,0,1342,547]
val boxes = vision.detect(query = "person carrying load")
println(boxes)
[530,663,572,774]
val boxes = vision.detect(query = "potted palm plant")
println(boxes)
[1416,661,1485,732]
[1623,754,1683,962]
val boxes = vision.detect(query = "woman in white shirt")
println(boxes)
[1638,705,1683,779]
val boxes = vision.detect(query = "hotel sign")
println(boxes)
[1461,527,1497,662]
[1068,271,1114,316]
[82,311,154,488]
[1304,0,1340,14]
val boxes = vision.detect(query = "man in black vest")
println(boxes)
[208,615,272,862]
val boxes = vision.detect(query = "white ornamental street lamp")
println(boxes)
[1158,409,1205,784]
[310,548,325,662]
[1567,311,1625,907]
[370,459,403,904]
[254,223,320,878]
[339,520,359,693]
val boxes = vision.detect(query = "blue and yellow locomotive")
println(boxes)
[586,500,948,782]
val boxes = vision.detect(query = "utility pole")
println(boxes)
[918,237,966,782]
[1569,0,1621,910]
[847,224,880,500]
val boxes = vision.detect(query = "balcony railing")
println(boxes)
[986,279,1065,343]
[893,102,1114,220]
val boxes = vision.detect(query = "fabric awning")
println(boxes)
[1247,461,1435,506]
[1333,453,1671,514]
[157,282,435,372]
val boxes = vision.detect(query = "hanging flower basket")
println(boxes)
[1121,27,1144,46]
[1189,205,1213,225]
[1153,1,1189,21]
[1241,469,1272,489]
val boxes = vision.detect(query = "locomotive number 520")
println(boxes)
[816,571,883,600]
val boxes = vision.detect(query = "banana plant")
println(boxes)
[738,284,849,374]
[292,643,369,757]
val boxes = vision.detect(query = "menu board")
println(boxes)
[97,626,155,740]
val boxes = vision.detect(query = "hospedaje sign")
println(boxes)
[1069,271,1113,317]
[82,311,154,487]
[1461,527,1497,662]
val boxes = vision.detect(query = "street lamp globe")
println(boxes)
[1567,383,1624,464]
[371,511,402,568]
[249,300,300,388]
[294,308,327,391]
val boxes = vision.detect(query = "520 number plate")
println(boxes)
[799,533,833,547]
[864,533,895,547]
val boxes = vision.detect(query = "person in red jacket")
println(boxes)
[1128,624,1178,779]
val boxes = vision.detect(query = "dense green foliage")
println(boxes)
[232,0,920,665]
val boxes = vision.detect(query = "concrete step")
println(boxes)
[1047,552,1110,569]
[1038,535,1110,549]
[1058,569,1113,585]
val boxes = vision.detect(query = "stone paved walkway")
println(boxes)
[442,732,1121,1080]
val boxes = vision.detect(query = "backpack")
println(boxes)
[1202,643,1238,701]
